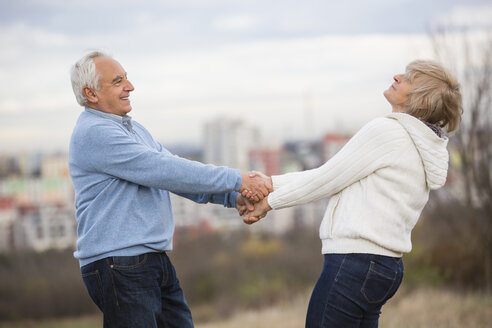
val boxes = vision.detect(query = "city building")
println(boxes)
[0,197,16,252]
[0,153,76,253]
[321,133,351,162]
[0,121,353,253]
[204,117,260,171]
[14,203,76,252]
[249,148,283,176]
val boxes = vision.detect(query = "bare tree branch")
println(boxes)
[427,24,492,291]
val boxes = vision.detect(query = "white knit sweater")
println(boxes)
[268,113,449,257]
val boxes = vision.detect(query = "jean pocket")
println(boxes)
[111,254,148,270]
[110,254,158,293]
[361,261,397,304]
[82,270,104,311]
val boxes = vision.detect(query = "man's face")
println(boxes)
[92,56,134,116]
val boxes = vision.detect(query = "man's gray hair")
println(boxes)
[70,50,111,106]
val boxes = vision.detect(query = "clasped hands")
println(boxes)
[237,171,273,224]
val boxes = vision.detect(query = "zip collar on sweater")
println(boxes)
[85,107,133,133]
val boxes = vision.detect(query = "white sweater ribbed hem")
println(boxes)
[322,237,402,258]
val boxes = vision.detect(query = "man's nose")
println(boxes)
[125,79,135,91]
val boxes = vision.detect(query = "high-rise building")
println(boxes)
[203,118,259,171]
[0,197,16,252]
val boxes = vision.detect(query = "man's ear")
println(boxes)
[83,86,98,103]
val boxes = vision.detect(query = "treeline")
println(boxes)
[0,249,97,321]
[170,229,323,321]
[0,229,322,322]
[0,220,489,323]
[406,196,492,291]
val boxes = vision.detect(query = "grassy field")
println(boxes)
[196,288,492,328]
[382,288,492,327]
[1,287,491,328]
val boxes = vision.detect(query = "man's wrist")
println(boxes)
[239,172,248,192]
[232,191,240,208]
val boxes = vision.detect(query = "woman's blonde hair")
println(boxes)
[404,60,463,132]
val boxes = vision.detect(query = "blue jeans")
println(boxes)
[306,253,404,328]
[81,252,194,328]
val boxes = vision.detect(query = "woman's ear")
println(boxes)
[83,86,98,104]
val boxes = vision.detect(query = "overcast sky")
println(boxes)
[1,0,491,153]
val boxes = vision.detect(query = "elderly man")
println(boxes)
[68,51,270,327]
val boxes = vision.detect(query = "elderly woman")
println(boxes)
[245,60,463,327]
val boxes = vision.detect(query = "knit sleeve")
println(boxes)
[271,171,314,190]
[267,118,405,210]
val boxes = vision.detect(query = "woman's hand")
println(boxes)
[243,197,272,225]
[236,194,255,216]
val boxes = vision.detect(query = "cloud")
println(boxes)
[0,26,436,152]
[0,23,70,62]
[124,33,434,145]
[0,100,23,113]
[436,3,492,28]
[213,14,260,31]
[1,0,488,153]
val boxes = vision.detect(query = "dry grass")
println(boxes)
[196,288,492,328]
[380,288,492,328]
[1,288,490,328]
[196,296,307,328]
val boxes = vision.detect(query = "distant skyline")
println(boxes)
[1,0,491,153]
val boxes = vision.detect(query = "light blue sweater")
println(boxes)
[69,107,241,267]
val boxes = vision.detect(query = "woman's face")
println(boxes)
[384,74,412,112]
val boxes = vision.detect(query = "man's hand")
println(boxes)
[243,197,272,225]
[236,194,255,216]
[239,171,273,202]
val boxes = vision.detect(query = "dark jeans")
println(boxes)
[81,252,193,328]
[306,253,404,328]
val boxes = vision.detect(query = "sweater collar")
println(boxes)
[85,107,133,133]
